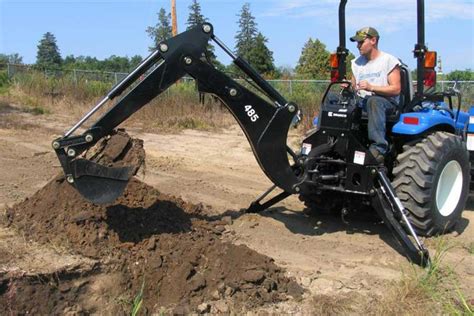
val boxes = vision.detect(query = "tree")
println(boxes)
[185,0,222,69]
[235,3,258,60]
[446,69,473,81]
[0,53,23,64]
[130,55,143,69]
[277,65,294,79]
[345,51,356,78]
[186,0,206,29]
[146,8,172,51]
[246,33,275,75]
[36,32,62,69]
[295,38,331,79]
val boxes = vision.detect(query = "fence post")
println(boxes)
[73,69,77,85]
[7,64,11,78]
[289,80,293,95]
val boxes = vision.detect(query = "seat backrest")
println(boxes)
[399,62,414,112]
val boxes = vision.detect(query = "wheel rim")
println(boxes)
[436,160,463,216]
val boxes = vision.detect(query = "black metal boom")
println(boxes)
[52,23,302,204]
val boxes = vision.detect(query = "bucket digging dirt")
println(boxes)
[1,133,303,314]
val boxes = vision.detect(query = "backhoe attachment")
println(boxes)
[53,23,301,204]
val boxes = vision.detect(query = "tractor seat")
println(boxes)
[360,63,412,123]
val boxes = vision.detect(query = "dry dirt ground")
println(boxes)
[0,104,473,314]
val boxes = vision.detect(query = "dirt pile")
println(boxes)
[2,176,303,314]
[83,129,145,175]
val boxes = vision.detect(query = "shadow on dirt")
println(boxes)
[245,207,422,264]
[106,200,193,243]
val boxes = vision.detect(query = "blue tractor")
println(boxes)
[302,0,473,239]
[51,0,471,266]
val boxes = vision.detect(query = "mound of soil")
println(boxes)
[2,176,303,314]
[83,129,145,175]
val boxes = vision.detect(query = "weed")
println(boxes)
[366,237,473,315]
[310,293,356,315]
[24,106,49,115]
[464,242,474,255]
[131,279,145,316]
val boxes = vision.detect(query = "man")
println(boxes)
[350,27,401,163]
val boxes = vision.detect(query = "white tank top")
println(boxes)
[351,51,400,103]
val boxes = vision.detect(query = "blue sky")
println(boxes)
[1,0,473,73]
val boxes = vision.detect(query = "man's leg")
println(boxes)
[366,96,396,155]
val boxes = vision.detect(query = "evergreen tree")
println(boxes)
[36,32,62,69]
[185,0,223,68]
[295,38,331,79]
[146,8,172,51]
[186,0,206,29]
[246,33,275,75]
[235,3,258,60]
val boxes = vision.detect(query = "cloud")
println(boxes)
[262,0,473,33]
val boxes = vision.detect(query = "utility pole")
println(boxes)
[171,0,178,36]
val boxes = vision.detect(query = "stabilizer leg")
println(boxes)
[372,168,431,267]
[245,185,291,213]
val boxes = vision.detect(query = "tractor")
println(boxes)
[51,0,473,267]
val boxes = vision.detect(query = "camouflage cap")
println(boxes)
[350,27,379,42]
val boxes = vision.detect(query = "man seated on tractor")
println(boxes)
[350,27,401,163]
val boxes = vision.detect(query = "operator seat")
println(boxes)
[361,63,413,123]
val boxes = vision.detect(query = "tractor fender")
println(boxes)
[467,106,474,134]
[392,109,460,136]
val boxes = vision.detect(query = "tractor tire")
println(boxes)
[392,131,470,236]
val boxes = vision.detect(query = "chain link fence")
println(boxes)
[2,63,474,107]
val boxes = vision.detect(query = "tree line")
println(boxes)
[1,1,473,81]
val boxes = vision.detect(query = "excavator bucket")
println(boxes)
[70,158,133,204]
[61,130,145,205]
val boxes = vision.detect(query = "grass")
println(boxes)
[308,237,474,315]
[3,69,322,134]
[130,280,145,316]
[465,242,474,255]
[366,237,473,315]
[310,293,357,315]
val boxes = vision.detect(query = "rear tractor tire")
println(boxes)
[393,131,470,236]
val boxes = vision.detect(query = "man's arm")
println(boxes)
[357,66,401,97]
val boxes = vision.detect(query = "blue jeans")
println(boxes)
[361,96,396,155]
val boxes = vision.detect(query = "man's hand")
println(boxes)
[357,80,373,92]
[340,82,350,88]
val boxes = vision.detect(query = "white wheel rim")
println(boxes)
[436,160,463,216]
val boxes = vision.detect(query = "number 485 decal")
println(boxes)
[244,105,259,122]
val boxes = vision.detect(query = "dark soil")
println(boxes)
[84,129,145,175]
[2,175,303,314]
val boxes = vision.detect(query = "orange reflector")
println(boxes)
[403,116,420,125]
[424,51,437,68]
[329,53,339,68]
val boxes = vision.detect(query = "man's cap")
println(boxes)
[350,27,379,42]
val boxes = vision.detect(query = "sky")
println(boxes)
[1,0,473,73]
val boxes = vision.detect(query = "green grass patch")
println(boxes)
[411,237,472,314]
[0,71,11,95]
[465,242,474,255]
[130,280,145,316]
[23,106,49,115]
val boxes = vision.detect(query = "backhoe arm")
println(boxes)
[52,24,301,204]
